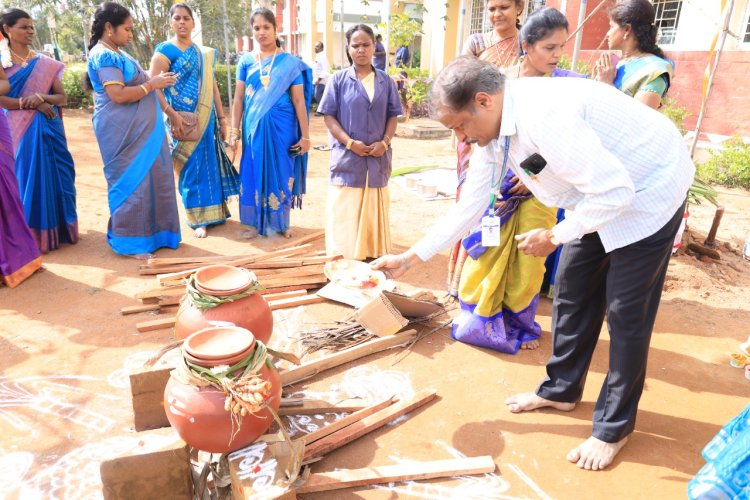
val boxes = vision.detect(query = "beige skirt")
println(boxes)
[325,180,391,260]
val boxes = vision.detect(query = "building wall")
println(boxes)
[546,0,750,137]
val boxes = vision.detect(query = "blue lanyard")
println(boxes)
[488,136,511,214]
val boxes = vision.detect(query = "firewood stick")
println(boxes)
[121,304,160,315]
[294,397,395,445]
[259,275,328,289]
[274,229,325,250]
[135,286,185,300]
[268,294,326,310]
[279,329,418,386]
[276,399,368,416]
[145,253,256,267]
[302,389,437,462]
[296,456,495,494]
[261,289,308,301]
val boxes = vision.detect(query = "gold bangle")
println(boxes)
[300,137,310,142]
[381,140,388,150]
[383,134,391,145]
[18,97,24,110]
[346,138,354,150]
[139,84,149,96]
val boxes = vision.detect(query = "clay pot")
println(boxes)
[164,362,281,454]
[174,267,273,343]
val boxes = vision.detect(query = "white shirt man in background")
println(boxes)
[312,41,330,115]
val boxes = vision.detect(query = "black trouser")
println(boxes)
[536,201,686,443]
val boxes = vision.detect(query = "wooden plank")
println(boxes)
[268,294,326,311]
[259,284,315,296]
[280,329,418,386]
[145,253,255,267]
[296,456,496,494]
[275,229,325,250]
[302,389,437,462]
[259,275,328,289]
[157,296,182,306]
[295,397,394,445]
[261,289,308,302]
[276,400,368,416]
[134,287,184,300]
[136,316,176,333]
[121,304,161,315]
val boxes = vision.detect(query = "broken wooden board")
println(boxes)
[276,399,368,416]
[302,389,437,462]
[279,329,418,386]
[294,397,394,445]
[296,455,496,494]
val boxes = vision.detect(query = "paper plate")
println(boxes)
[324,259,388,290]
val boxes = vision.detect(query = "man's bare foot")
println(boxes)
[193,226,208,238]
[566,435,628,471]
[505,393,576,413]
[521,339,540,350]
[242,228,258,239]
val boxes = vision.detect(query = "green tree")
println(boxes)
[377,12,422,66]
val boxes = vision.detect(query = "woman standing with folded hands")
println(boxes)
[319,24,401,260]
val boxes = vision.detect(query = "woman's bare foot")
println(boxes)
[193,226,208,238]
[521,339,540,350]
[280,229,293,239]
[504,393,576,413]
[566,436,628,470]
[242,228,258,239]
[128,253,155,260]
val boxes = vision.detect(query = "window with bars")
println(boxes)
[653,0,683,45]
[469,0,486,35]
[744,12,750,43]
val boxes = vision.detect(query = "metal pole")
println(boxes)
[221,0,233,108]
[383,0,391,71]
[340,0,345,67]
[689,0,735,158]
[455,0,467,57]
[570,0,587,72]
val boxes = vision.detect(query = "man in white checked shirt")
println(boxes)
[373,56,695,471]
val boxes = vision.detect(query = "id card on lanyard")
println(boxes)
[481,136,511,247]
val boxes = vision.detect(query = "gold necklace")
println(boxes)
[256,48,278,90]
[99,40,120,53]
[9,47,33,68]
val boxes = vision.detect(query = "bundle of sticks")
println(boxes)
[122,230,339,331]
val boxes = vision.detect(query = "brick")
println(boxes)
[129,366,172,431]
[100,427,192,500]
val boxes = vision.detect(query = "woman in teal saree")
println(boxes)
[150,3,239,239]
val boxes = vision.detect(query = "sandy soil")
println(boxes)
[1,109,749,500]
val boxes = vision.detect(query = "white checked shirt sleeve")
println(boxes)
[526,109,636,244]
[411,143,498,261]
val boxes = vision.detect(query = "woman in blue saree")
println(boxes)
[86,2,181,256]
[150,3,239,239]
[228,8,312,239]
[0,8,78,253]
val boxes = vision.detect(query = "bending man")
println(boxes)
[373,56,695,471]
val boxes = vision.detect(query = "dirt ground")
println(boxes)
[2,109,750,500]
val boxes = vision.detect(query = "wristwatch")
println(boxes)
[547,230,561,246]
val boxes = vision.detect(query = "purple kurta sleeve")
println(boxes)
[385,76,403,117]
[318,71,339,116]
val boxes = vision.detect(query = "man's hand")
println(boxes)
[515,228,559,257]
[371,252,418,280]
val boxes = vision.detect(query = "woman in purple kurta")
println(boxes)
[319,24,402,260]
[0,63,42,287]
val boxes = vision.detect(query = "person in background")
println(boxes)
[447,0,526,297]
[394,44,410,68]
[86,2,181,256]
[150,3,239,239]
[227,8,312,239]
[372,34,386,71]
[312,41,330,115]
[593,0,673,109]
[450,7,584,354]
[0,60,42,287]
[319,24,401,260]
[0,8,78,254]
[373,56,694,471]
